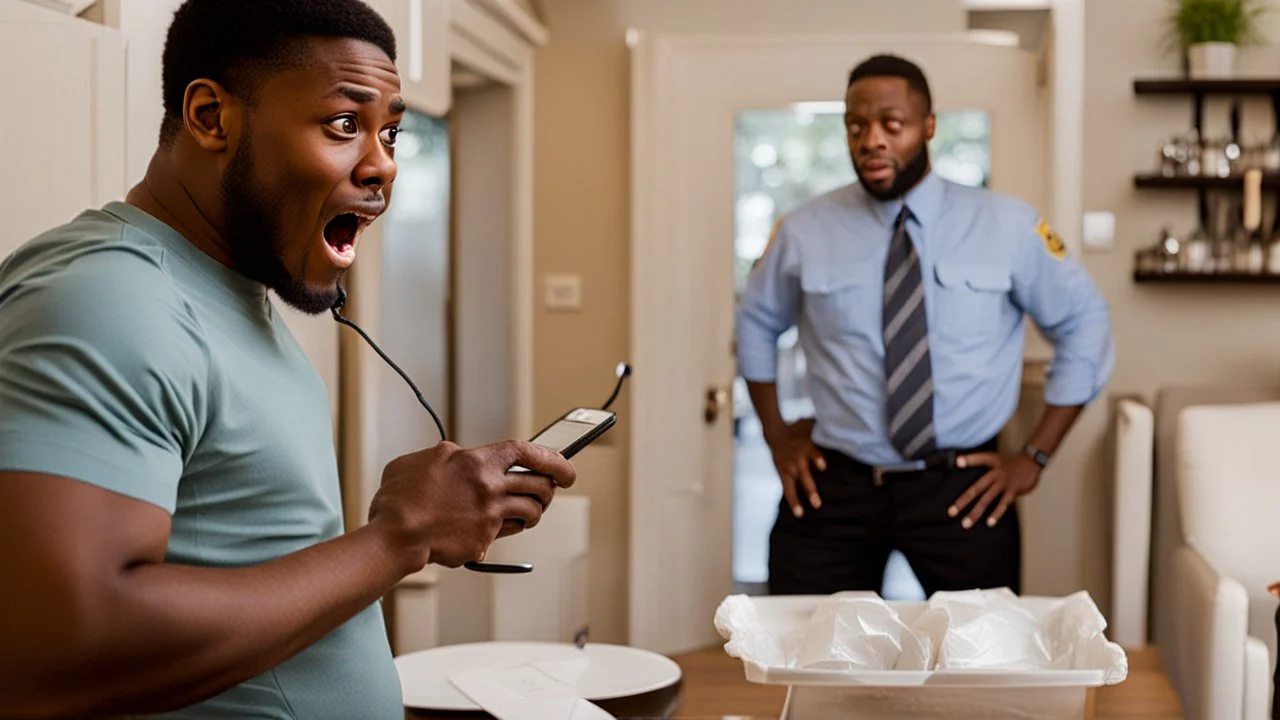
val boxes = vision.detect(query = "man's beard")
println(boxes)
[221,128,341,315]
[855,141,931,202]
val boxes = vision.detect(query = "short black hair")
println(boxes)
[847,54,933,114]
[159,0,397,144]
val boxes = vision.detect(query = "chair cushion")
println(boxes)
[1176,401,1280,667]
[1152,387,1280,655]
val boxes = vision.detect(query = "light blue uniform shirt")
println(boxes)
[736,172,1114,466]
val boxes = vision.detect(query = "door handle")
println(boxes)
[704,385,729,424]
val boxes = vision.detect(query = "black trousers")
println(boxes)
[767,440,1022,597]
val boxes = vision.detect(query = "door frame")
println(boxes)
[340,0,542,541]
[628,16,1084,654]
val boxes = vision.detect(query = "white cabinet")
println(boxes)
[0,1,125,253]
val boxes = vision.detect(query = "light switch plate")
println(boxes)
[544,273,583,311]
[1082,211,1115,251]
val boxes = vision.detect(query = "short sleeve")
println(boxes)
[0,251,210,512]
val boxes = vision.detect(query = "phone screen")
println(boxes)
[531,418,601,453]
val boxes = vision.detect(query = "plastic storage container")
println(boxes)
[716,593,1128,720]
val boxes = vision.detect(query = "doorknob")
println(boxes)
[704,385,729,424]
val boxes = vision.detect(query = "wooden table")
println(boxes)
[408,645,1184,719]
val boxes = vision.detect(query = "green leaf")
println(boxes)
[1167,0,1267,47]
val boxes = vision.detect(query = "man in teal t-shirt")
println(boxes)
[0,1,575,718]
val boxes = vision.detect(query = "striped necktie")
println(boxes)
[883,206,937,460]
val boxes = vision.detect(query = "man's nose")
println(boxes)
[354,140,397,189]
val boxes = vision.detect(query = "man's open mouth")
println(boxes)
[323,212,366,255]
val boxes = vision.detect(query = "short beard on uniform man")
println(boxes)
[220,123,343,315]
[857,140,932,202]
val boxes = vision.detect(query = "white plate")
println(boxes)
[395,641,683,711]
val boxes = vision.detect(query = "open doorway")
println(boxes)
[376,110,453,470]
[729,103,994,599]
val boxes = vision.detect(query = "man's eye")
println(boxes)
[379,126,399,147]
[327,117,359,136]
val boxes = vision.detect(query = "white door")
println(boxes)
[628,32,1049,655]
[0,1,126,252]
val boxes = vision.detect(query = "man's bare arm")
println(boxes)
[0,441,576,719]
[0,472,406,718]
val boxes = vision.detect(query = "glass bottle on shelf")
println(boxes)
[1182,129,1202,177]
[1183,201,1211,273]
[1158,228,1181,274]
[1269,182,1280,275]
[1270,212,1280,276]
[1267,131,1280,174]
[1213,194,1237,273]
[1225,102,1243,176]
[1240,169,1265,274]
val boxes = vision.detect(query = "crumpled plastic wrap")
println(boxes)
[793,591,930,671]
[714,588,1128,684]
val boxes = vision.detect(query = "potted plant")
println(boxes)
[1168,0,1265,79]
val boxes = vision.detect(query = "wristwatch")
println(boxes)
[1024,444,1051,469]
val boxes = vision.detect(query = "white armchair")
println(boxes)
[1169,401,1280,720]
[1110,398,1153,649]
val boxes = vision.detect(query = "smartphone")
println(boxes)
[531,408,616,459]
[510,408,616,473]
[466,409,617,574]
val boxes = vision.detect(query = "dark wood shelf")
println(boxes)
[1134,78,1280,95]
[1133,270,1280,284]
[1133,174,1280,189]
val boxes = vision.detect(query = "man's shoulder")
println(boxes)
[943,181,1038,225]
[941,183,1066,260]
[777,183,864,232]
[1,210,198,344]
[4,209,177,298]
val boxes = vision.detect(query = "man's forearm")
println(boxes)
[12,521,409,718]
[1025,403,1084,457]
[746,381,789,444]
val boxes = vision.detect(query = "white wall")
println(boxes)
[1,0,125,250]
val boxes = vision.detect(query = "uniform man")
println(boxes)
[737,54,1114,597]
[0,2,575,718]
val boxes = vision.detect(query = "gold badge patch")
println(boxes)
[1036,218,1066,261]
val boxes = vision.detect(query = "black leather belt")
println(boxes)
[870,449,961,486]
[842,437,998,487]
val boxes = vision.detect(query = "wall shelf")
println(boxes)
[1133,78,1280,96]
[1133,174,1280,190]
[1133,270,1280,284]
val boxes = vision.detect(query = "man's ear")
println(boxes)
[182,79,240,153]
[925,113,937,143]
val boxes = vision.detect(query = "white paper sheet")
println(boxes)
[448,661,613,720]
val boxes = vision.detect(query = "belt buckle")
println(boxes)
[871,459,926,486]
[925,449,958,471]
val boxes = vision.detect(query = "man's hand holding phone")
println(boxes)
[367,440,576,572]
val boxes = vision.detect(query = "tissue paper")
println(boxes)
[794,592,929,671]
[915,588,1054,670]
[714,589,1129,686]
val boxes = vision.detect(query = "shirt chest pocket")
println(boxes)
[932,264,1013,340]
[801,265,881,339]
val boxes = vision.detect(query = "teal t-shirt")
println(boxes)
[0,202,402,719]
